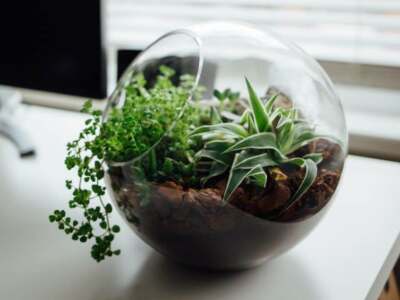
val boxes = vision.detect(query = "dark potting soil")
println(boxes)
[109,138,343,227]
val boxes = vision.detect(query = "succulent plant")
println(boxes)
[191,78,329,207]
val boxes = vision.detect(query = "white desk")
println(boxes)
[1,105,400,300]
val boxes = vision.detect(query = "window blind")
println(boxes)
[106,0,400,67]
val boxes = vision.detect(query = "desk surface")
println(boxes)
[1,105,400,300]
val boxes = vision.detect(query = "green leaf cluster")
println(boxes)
[191,78,326,204]
[49,101,120,262]
[50,66,206,262]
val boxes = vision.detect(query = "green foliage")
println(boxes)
[52,65,334,263]
[49,101,120,261]
[50,66,204,262]
[191,79,328,203]
[101,67,198,163]
[245,78,270,132]
[213,88,240,102]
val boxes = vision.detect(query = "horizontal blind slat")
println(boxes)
[113,0,400,11]
[108,5,400,30]
[106,0,400,66]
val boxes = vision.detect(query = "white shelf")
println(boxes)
[0,105,400,299]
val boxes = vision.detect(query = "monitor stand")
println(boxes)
[0,86,35,157]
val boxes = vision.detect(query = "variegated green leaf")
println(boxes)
[282,158,317,211]
[249,167,268,181]
[276,116,291,130]
[270,107,284,123]
[265,94,279,113]
[239,109,249,125]
[195,149,233,165]
[190,123,248,138]
[282,157,305,167]
[248,166,268,188]
[303,153,323,164]
[287,130,318,154]
[204,140,234,152]
[201,162,228,184]
[245,78,270,132]
[235,152,278,169]
[246,112,258,134]
[223,154,261,202]
[195,132,234,141]
[282,153,322,167]
[221,111,241,123]
[210,106,222,123]
[278,121,295,154]
[224,133,284,159]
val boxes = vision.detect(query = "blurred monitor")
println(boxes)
[117,49,141,80]
[117,49,217,99]
[0,0,106,100]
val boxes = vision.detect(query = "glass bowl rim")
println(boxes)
[104,28,204,167]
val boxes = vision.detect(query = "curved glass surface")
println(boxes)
[104,22,347,270]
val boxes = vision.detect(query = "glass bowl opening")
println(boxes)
[104,30,203,167]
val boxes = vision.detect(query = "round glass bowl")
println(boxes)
[105,22,347,270]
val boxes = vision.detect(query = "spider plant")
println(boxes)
[191,78,333,208]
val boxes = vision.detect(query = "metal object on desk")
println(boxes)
[0,86,35,157]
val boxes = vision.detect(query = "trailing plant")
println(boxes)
[191,78,329,207]
[49,66,206,262]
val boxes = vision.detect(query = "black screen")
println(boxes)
[0,1,106,99]
[117,49,141,80]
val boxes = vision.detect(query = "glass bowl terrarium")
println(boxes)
[104,22,347,270]
[51,22,347,270]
